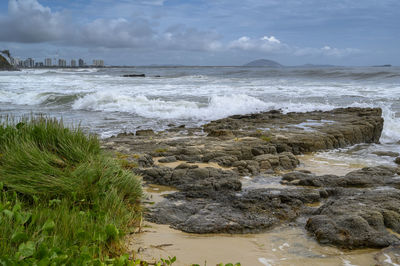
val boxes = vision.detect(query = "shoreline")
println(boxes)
[101,107,400,264]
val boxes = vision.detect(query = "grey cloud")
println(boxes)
[78,18,155,48]
[0,0,68,43]
[0,0,221,51]
[0,0,363,59]
[161,25,222,52]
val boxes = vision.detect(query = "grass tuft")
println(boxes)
[0,116,142,264]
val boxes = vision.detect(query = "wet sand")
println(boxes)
[297,153,367,176]
[127,222,378,266]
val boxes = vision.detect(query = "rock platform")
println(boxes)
[102,107,400,249]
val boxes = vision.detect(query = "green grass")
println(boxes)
[0,116,143,264]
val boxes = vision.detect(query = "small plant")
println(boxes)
[133,256,176,265]
[119,158,139,169]
[192,262,240,266]
[260,135,272,142]
[154,148,168,154]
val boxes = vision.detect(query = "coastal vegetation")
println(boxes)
[0,54,12,70]
[0,117,143,264]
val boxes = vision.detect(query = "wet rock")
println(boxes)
[209,155,238,167]
[174,163,199,169]
[148,187,321,233]
[116,132,134,137]
[207,129,235,139]
[204,107,383,153]
[122,74,145,77]
[306,189,400,248]
[282,166,398,188]
[137,154,154,167]
[102,107,389,244]
[136,129,155,136]
[395,157,400,165]
[373,151,400,157]
[139,166,241,193]
[158,156,177,163]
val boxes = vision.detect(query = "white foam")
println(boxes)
[258,258,274,266]
[72,93,271,120]
[384,254,400,266]
[279,243,290,250]
[342,259,359,266]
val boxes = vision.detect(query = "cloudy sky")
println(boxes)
[0,0,398,66]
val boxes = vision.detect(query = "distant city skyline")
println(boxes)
[10,56,104,68]
[0,0,399,66]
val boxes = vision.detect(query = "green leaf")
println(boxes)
[11,231,28,244]
[48,199,61,207]
[0,182,3,190]
[93,231,107,242]
[20,212,32,225]
[35,243,49,260]
[2,209,13,219]
[105,224,119,240]
[54,254,68,264]
[170,256,176,263]
[77,229,90,241]
[18,241,35,259]
[16,122,25,130]
[12,203,21,212]
[37,258,51,266]
[42,219,55,232]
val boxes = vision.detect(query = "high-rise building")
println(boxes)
[92,59,104,67]
[71,59,76,67]
[58,59,67,67]
[44,58,52,67]
[23,58,34,68]
[10,57,21,66]
[78,59,84,67]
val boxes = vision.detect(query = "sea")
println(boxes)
[1,66,400,168]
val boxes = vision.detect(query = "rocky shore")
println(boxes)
[102,107,400,250]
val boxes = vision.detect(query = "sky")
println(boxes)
[0,0,399,66]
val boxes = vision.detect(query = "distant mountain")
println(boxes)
[243,59,283,67]
[372,64,392,67]
[299,63,337,68]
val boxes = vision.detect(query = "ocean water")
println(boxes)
[1,66,400,166]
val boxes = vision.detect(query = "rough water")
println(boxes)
[1,66,399,167]
[2,66,400,265]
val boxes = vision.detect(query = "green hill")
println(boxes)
[0,54,14,70]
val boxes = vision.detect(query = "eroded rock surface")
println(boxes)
[103,107,383,175]
[285,166,400,248]
[148,186,321,233]
[102,107,395,249]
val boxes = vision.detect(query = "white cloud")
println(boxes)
[141,0,165,6]
[229,35,285,52]
[261,36,280,44]
[294,45,361,57]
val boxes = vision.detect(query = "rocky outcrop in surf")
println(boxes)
[102,107,399,249]
[0,54,15,71]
